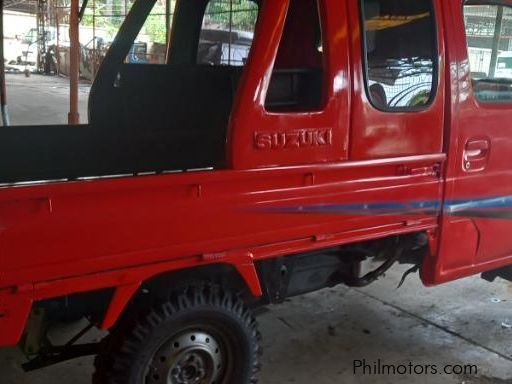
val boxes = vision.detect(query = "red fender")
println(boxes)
[100,254,262,330]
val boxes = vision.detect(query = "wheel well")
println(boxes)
[114,263,257,328]
[143,263,252,297]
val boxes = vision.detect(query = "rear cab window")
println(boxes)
[264,0,325,112]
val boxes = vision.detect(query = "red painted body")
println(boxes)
[1,0,511,346]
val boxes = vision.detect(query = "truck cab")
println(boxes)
[1,0,512,383]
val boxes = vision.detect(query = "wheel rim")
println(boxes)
[146,330,224,384]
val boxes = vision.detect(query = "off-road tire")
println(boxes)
[92,284,262,384]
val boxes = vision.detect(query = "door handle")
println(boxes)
[463,139,490,171]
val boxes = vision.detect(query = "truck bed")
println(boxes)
[0,123,224,184]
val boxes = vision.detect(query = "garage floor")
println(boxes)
[3,73,89,126]
[1,74,511,384]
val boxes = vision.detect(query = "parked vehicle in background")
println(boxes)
[9,27,57,73]
[496,51,512,79]
[11,25,114,77]
[2,0,512,383]
[127,42,149,64]
[198,29,254,65]
[468,48,512,80]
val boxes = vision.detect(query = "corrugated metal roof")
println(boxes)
[4,0,38,14]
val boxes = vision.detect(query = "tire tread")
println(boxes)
[92,284,261,384]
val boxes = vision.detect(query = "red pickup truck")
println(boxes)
[2,0,512,383]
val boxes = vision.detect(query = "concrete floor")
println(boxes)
[3,73,89,126]
[1,74,512,383]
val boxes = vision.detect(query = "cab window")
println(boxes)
[464,3,512,103]
[360,0,437,110]
[264,0,325,112]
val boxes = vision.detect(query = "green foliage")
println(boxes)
[80,0,132,31]
[143,3,168,44]
[80,0,168,42]
[204,0,258,31]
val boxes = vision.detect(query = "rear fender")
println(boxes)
[100,255,262,330]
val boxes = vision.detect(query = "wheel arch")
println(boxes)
[101,262,262,330]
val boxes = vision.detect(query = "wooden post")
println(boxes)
[68,0,80,124]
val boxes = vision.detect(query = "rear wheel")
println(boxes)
[93,285,261,384]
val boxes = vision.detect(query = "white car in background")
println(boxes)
[496,51,512,79]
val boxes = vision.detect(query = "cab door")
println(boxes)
[431,0,512,283]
